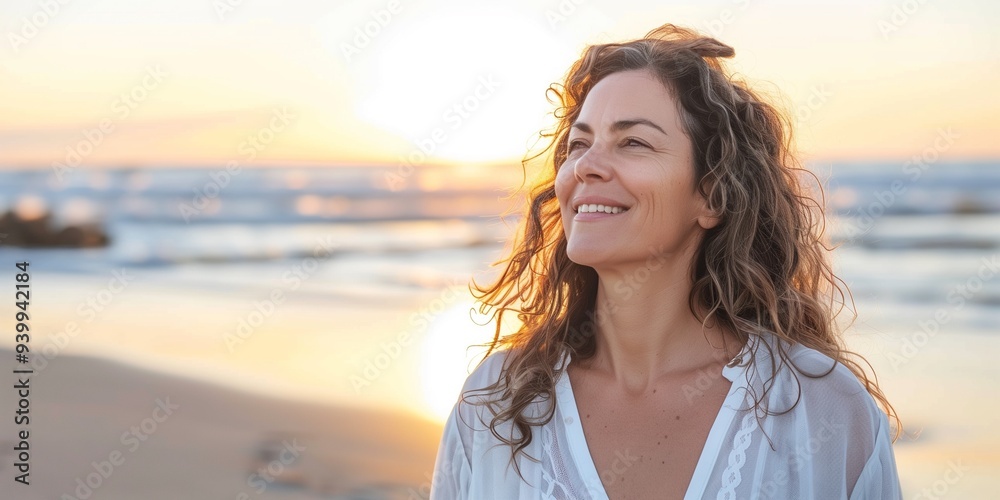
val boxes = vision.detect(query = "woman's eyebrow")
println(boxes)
[571,118,668,136]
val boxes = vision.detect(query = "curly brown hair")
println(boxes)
[466,23,899,472]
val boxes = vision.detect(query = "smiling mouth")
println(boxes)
[574,204,629,214]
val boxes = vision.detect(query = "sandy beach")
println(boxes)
[0,347,443,500]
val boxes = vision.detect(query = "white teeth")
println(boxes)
[576,204,627,214]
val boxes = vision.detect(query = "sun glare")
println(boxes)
[419,299,517,423]
[347,7,580,165]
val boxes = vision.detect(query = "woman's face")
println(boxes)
[555,69,717,271]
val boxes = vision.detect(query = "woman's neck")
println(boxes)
[583,260,739,393]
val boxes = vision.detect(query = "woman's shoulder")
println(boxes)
[767,338,899,494]
[760,336,888,433]
[743,333,884,423]
[449,348,540,438]
[787,341,878,402]
[453,347,561,425]
[459,348,511,396]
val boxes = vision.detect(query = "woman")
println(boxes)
[431,24,901,499]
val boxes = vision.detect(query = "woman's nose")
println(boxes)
[573,143,613,182]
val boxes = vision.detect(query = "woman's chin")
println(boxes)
[566,245,617,269]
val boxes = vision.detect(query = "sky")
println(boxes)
[0,0,997,169]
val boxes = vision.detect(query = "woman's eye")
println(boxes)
[622,138,649,148]
[568,139,588,151]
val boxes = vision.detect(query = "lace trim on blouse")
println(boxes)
[717,399,759,500]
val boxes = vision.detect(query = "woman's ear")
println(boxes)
[696,179,721,230]
[697,211,721,230]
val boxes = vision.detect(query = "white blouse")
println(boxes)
[430,332,902,499]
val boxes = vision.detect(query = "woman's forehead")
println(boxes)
[575,70,682,133]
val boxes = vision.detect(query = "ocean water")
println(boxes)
[2,161,997,335]
[0,164,519,304]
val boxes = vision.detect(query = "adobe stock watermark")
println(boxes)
[350,279,467,392]
[590,448,640,494]
[793,85,833,126]
[886,253,999,370]
[52,65,168,182]
[7,0,73,53]
[235,439,307,499]
[912,459,970,500]
[759,416,845,497]
[561,245,673,352]
[544,0,603,29]
[29,269,136,373]
[700,0,752,38]
[213,0,247,21]
[61,397,179,500]
[680,335,754,405]
[178,106,296,222]
[410,456,457,499]
[840,127,958,243]
[682,359,726,405]
[384,74,501,190]
[610,246,668,302]
[223,235,336,353]
[878,0,932,40]
[340,0,403,62]
[545,0,581,28]
[543,0,615,51]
